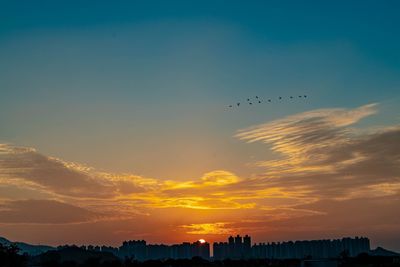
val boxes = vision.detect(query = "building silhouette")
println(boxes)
[213,234,252,260]
[120,240,147,261]
[243,235,252,258]
[58,236,370,261]
[214,236,370,260]
[118,240,209,260]
[251,236,370,259]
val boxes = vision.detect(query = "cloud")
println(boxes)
[0,141,312,215]
[180,222,234,235]
[0,199,101,224]
[141,170,306,210]
[236,103,400,199]
[0,144,157,199]
[201,171,240,186]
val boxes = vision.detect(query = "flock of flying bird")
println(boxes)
[227,94,308,108]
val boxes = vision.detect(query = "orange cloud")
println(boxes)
[180,222,235,235]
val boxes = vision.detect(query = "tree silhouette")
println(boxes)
[340,249,350,260]
[0,243,28,267]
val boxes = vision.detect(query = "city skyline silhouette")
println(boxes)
[0,234,376,260]
[1,1,400,263]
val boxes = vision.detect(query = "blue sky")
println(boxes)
[1,1,400,179]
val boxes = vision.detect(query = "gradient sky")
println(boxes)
[1,0,400,252]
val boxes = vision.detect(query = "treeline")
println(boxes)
[0,243,27,267]
[1,243,399,267]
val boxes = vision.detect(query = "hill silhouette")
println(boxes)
[369,247,400,257]
[0,236,54,256]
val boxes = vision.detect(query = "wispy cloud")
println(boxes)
[236,103,400,199]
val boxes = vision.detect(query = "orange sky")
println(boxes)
[1,104,399,251]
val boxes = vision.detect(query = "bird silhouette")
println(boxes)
[227,93,308,109]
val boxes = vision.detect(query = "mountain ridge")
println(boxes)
[0,236,55,256]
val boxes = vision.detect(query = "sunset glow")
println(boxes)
[0,0,400,255]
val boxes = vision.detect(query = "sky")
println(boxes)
[1,0,400,252]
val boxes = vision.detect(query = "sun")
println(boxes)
[198,239,206,244]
